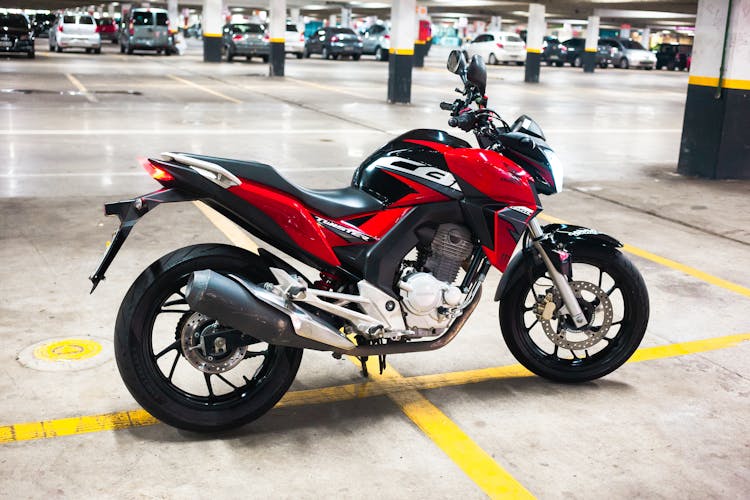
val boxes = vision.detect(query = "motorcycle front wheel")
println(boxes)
[114,244,303,432]
[500,246,649,382]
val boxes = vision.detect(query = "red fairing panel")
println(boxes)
[444,148,538,207]
[229,180,342,266]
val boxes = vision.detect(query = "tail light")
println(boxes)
[129,20,134,35]
[496,43,504,49]
[299,33,305,42]
[232,34,243,41]
[331,35,339,42]
[95,25,101,33]
[140,158,174,182]
[384,34,390,39]
[58,25,63,32]
[560,46,567,52]
[357,36,362,42]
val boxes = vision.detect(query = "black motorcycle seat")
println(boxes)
[179,153,384,219]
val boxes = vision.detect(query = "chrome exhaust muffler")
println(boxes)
[185,270,354,351]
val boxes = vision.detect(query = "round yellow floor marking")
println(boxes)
[33,339,102,361]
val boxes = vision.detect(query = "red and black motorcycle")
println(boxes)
[92,51,649,432]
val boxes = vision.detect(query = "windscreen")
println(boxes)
[286,24,298,32]
[506,35,523,43]
[622,40,645,50]
[0,14,28,28]
[63,15,76,24]
[79,16,94,25]
[333,28,356,35]
[133,12,153,26]
[156,13,168,26]
[233,24,264,34]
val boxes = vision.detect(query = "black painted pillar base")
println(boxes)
[413,42,427,67]
[203,35,222,62]
[524,51,540,83]
[269,41,285,77]
[388,52,413,103]
[583,50,596,73]
[678,83,750,179]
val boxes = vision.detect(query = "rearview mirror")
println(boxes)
[446,49,466,75]
[466,55,487,95]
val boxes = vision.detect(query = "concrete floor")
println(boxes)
[0,40,749,498]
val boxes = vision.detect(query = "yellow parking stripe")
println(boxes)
[167,75,242,104]
[537,213,750,298]
[1,333,748,444]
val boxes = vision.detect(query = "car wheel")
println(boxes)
[352,54,361,61]
[667,61,675,71]
[555,61,564,67]
[28,51,35,59]
[573,55,582,67]
[516,61,524,66]
[56,46,62,53]
[127,44,134,55]
[645,66,653,71]
[619,57,629,69]
[225,47,234,62]
[375,46,384,61]
[322,47,330,59]
[246,55,252,61]
[120,43,125,53]
[303,46,310,58]
[94,47,101,54]
[296,52,303,59]
[261,55,269,63]
[488,53,498,65]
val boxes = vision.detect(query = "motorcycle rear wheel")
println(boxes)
[500,246,648,382]
[114,244,303,432]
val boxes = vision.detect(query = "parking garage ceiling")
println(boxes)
[1,0,698,26]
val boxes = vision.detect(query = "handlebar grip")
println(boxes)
[440,102,453,111]
[448,117,458,127]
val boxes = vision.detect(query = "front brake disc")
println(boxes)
[540,281,613,350]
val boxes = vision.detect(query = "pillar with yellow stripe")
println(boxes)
[524,3,545,83]
[269,0,286,76]
[201,0,222,62]
[679,0,750,179]
[583,15,600,73]
[388,0,416,103]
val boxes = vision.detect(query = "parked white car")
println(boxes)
[48,13,101,53]
[465,31,525,65]
[285,23,305,59]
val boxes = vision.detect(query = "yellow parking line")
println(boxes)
[66,73,98,103]
[167,74,243,104]
[537,213,750,298]
[1,333,747,445]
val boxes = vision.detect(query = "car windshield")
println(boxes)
[156,13,168,26]
[0,13,27,28]
[332,28,356,35]
[286,24,298,32]
[505,35,523,43]
[133,12,153,25]
[63,15,76,24]
[233,24,264,34]
[623,40,645,50]
[79,16,94,25]
[98,18,114,26]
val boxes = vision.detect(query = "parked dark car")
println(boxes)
[654,43,691,71]
[560,38,610,68]
[0,13,35,58]
[222,23,269,62]
[304,27,363,60]
[31,13,55,38]
[97,17,118,43]
[541,36,566,67]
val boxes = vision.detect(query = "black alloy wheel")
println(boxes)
[499,246,649,383]
[114,244,303,432]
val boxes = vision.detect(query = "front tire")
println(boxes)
[619,57,629,69]
[500,246,649,383]
[114,244,303,432]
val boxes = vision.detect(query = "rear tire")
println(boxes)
[352,54,361,61]
[555,61,563,67]
[322,47,329,59]
[114,244,304,432]
[499,246,649,383]
[573,55,582,67]
[619,57,629,69]
[488,53,498,65]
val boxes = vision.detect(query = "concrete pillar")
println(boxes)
[524,3,545,83]
[268,0,285,76]
[202,0,222,62]
[388,0,416,103]
[678,0,750,179]
[290,8,301,28]
[619,24,630,39]
[341,7,351,28]
[328,14,337,27]
[108,3,115,17]
[489,16,501,31]
[167,0,178,33]
[641,27,651,49]
[121,3,131,20]
[583,15,600,73]
[558,22,572,42]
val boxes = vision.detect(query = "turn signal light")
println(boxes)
[129,20,134,35]
[140,158,175,182]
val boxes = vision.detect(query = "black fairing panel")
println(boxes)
[352,129,470,205]
[500,132,557,195]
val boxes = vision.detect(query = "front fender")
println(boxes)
[494,223,621,301]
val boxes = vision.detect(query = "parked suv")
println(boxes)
[599,38,656,69]
[654,43,691,71]
[120,8,173,55]
[560,38,609,68]
[49,13,101,53]
[361,23,390,61]
[304,27,362,60]
[0,12,35,58]
[541,36,566,67]
[222,22,269,62]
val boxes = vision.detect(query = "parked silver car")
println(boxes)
[361,23,390,61]
[48,13,101,53]
[599,38,656,69]
[120,8,173,55]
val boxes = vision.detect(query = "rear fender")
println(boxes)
[494,223,621,301]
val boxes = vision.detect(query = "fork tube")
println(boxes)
[528,219,587,328]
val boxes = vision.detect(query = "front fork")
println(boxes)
[527,219,588,328]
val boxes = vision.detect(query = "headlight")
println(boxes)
[542,148,564,193]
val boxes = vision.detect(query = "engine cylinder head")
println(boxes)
[424,224,473,283]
